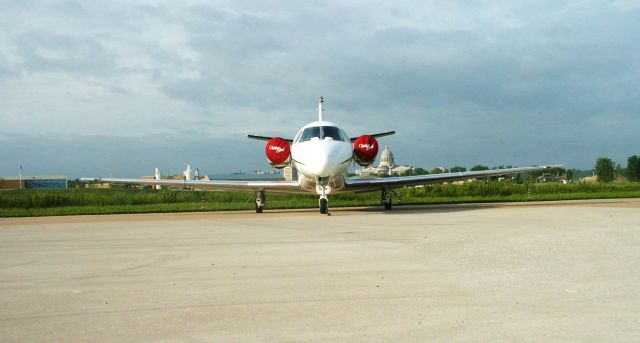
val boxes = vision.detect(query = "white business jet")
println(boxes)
[83,97,560,214]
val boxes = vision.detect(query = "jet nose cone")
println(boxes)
[310,156,332,177]
[292,139,351,179]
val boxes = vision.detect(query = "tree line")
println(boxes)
[595,155,640,182]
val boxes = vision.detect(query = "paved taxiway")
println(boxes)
[1,199,639,342]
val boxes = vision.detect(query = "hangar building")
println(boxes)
[0,176,68,190]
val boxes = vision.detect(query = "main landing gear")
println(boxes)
[255,191,265,213]
[381,188,392,210]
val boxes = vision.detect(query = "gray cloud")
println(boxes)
[1,1,639,177]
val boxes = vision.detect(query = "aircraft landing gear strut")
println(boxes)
[381,188,392,210]
[255,191,265,213]
[317,178,330,215]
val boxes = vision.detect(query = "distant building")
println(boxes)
[0,176,68,190]
[184,164,194,180]
[283,166,298,181]
[356,146,414,176]
[134,165,213,190]
[580,174,627,183]
[139,172,195,189]
[84,182,111,189]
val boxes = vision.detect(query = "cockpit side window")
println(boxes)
[340,129,350,142]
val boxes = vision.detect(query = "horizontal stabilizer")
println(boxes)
[247,134,293,143]
[350,131,396,142]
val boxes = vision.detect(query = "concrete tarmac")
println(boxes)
[1,199,639,342]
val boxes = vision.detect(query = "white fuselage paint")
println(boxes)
[290,120,354,195]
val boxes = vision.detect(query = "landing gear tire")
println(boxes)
[382,189,392,210]
[255,191,265,213]
[319,198,328,214]
[384,200,392,210]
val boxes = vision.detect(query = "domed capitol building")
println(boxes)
[355,146,414,176]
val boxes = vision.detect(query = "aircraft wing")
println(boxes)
[80,178,304,194]
[344,165,563,192]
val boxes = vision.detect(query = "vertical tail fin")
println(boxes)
[318,96,324,122]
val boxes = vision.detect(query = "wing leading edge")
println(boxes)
[344,165,563,192]
[80,177,304,194]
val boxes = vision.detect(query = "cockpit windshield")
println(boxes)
[296,126,348,143]
[298,126,321,142]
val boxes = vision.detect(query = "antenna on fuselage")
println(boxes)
[318,96,324,122]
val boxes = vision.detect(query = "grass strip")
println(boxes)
[1,183,639,217]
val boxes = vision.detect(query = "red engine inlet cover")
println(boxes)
[353,135,379,166]
[265,137,291,168]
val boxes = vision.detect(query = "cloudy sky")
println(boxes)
[1,1,638,178]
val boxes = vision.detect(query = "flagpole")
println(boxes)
[18,165,22,190]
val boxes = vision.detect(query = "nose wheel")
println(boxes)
[319,197,329,214]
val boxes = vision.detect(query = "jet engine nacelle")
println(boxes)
[265,137,291,168]
[353,135,379,166]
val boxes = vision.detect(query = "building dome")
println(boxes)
[355,145,414,177]
[379,145,395,168]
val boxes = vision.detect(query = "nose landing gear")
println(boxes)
[317,177,330,215]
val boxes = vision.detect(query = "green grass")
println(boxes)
[1,182,639,217]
